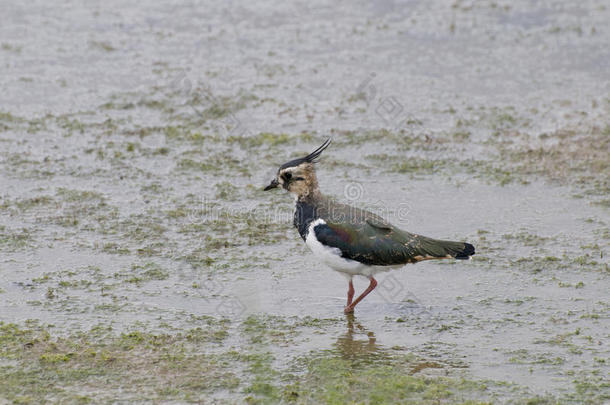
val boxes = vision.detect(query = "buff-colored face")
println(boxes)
[276,163,318,196]
[263,138,331,196]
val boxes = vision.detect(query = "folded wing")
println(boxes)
[312,218,474,266]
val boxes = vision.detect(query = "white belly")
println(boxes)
[304,218,401,278]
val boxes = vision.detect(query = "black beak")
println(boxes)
[263,178,279,191]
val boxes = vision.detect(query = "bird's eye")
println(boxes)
[284,172,292,180]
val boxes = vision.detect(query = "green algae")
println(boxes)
[0,321,559,405]
[0,322,237,403]
[0,225,33,251]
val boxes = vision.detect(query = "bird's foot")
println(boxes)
[343,305,355,314]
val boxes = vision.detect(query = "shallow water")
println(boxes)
[1,0,609,403]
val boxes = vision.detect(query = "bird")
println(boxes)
[264,138,475,313]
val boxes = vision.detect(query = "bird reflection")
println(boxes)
[333,314,389,363]
[332,314,448,375]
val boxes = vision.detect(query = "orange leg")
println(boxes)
[346,281,355,306]
[344,277,377,314]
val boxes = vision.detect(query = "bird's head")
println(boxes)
[264,138,331,198]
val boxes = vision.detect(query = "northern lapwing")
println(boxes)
[264,139,475,313]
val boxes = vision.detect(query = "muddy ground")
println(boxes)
[0,1,608,404]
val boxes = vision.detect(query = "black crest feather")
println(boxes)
[280,138,332,170]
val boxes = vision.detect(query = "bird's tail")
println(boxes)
[416,237,475,260]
